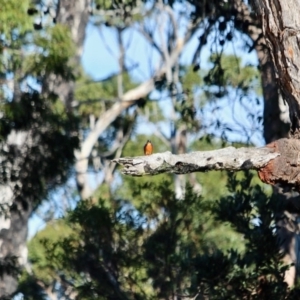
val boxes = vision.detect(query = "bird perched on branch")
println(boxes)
[144,140,153,155]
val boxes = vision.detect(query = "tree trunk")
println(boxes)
[254,0,300,136]
[233,0,290,142]
[233,0,298,286]
[253,0,300,286]
[249,0,299,286]
[0,0,90,297]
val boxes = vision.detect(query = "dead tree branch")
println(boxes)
[114,138,300,192]
[113,144,279,176]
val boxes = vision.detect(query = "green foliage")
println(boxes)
[25,168,298,299]
[0,0,77,98]
[0,0,31,88]
[0,0,31,39]
[74,71,140,166]
[204,54,261,99]
[75,72,138,118]
[19,220,77,299]
[28,220,75,285]
[191,171,292,299]
[181,65,203,93]
[138,101,165,124]
[25,24,76,79]
[140,184,231,298]
[94,0,143,26]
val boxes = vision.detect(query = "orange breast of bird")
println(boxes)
[144,140,153,155]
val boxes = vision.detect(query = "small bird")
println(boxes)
[144,140,153,155]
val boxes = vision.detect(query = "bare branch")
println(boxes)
[138,25,164,58]
[113,146,279,176]
[158,13,174,84]
[164,5,178,43]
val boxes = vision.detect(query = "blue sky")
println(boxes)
[82,20,263,141]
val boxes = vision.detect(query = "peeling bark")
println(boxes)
[258,139,300,188]
[255,0,300,136]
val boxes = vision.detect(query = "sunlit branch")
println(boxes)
[113,146,279,176]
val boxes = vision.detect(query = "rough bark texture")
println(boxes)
[258,139,300,189]
[253,0,300,285]
[255,0,300,137]
[0,132,36,296]
[0,1,90,297]
[234,0,289,142]
[116,138,300,190]
[113,145,279,176]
